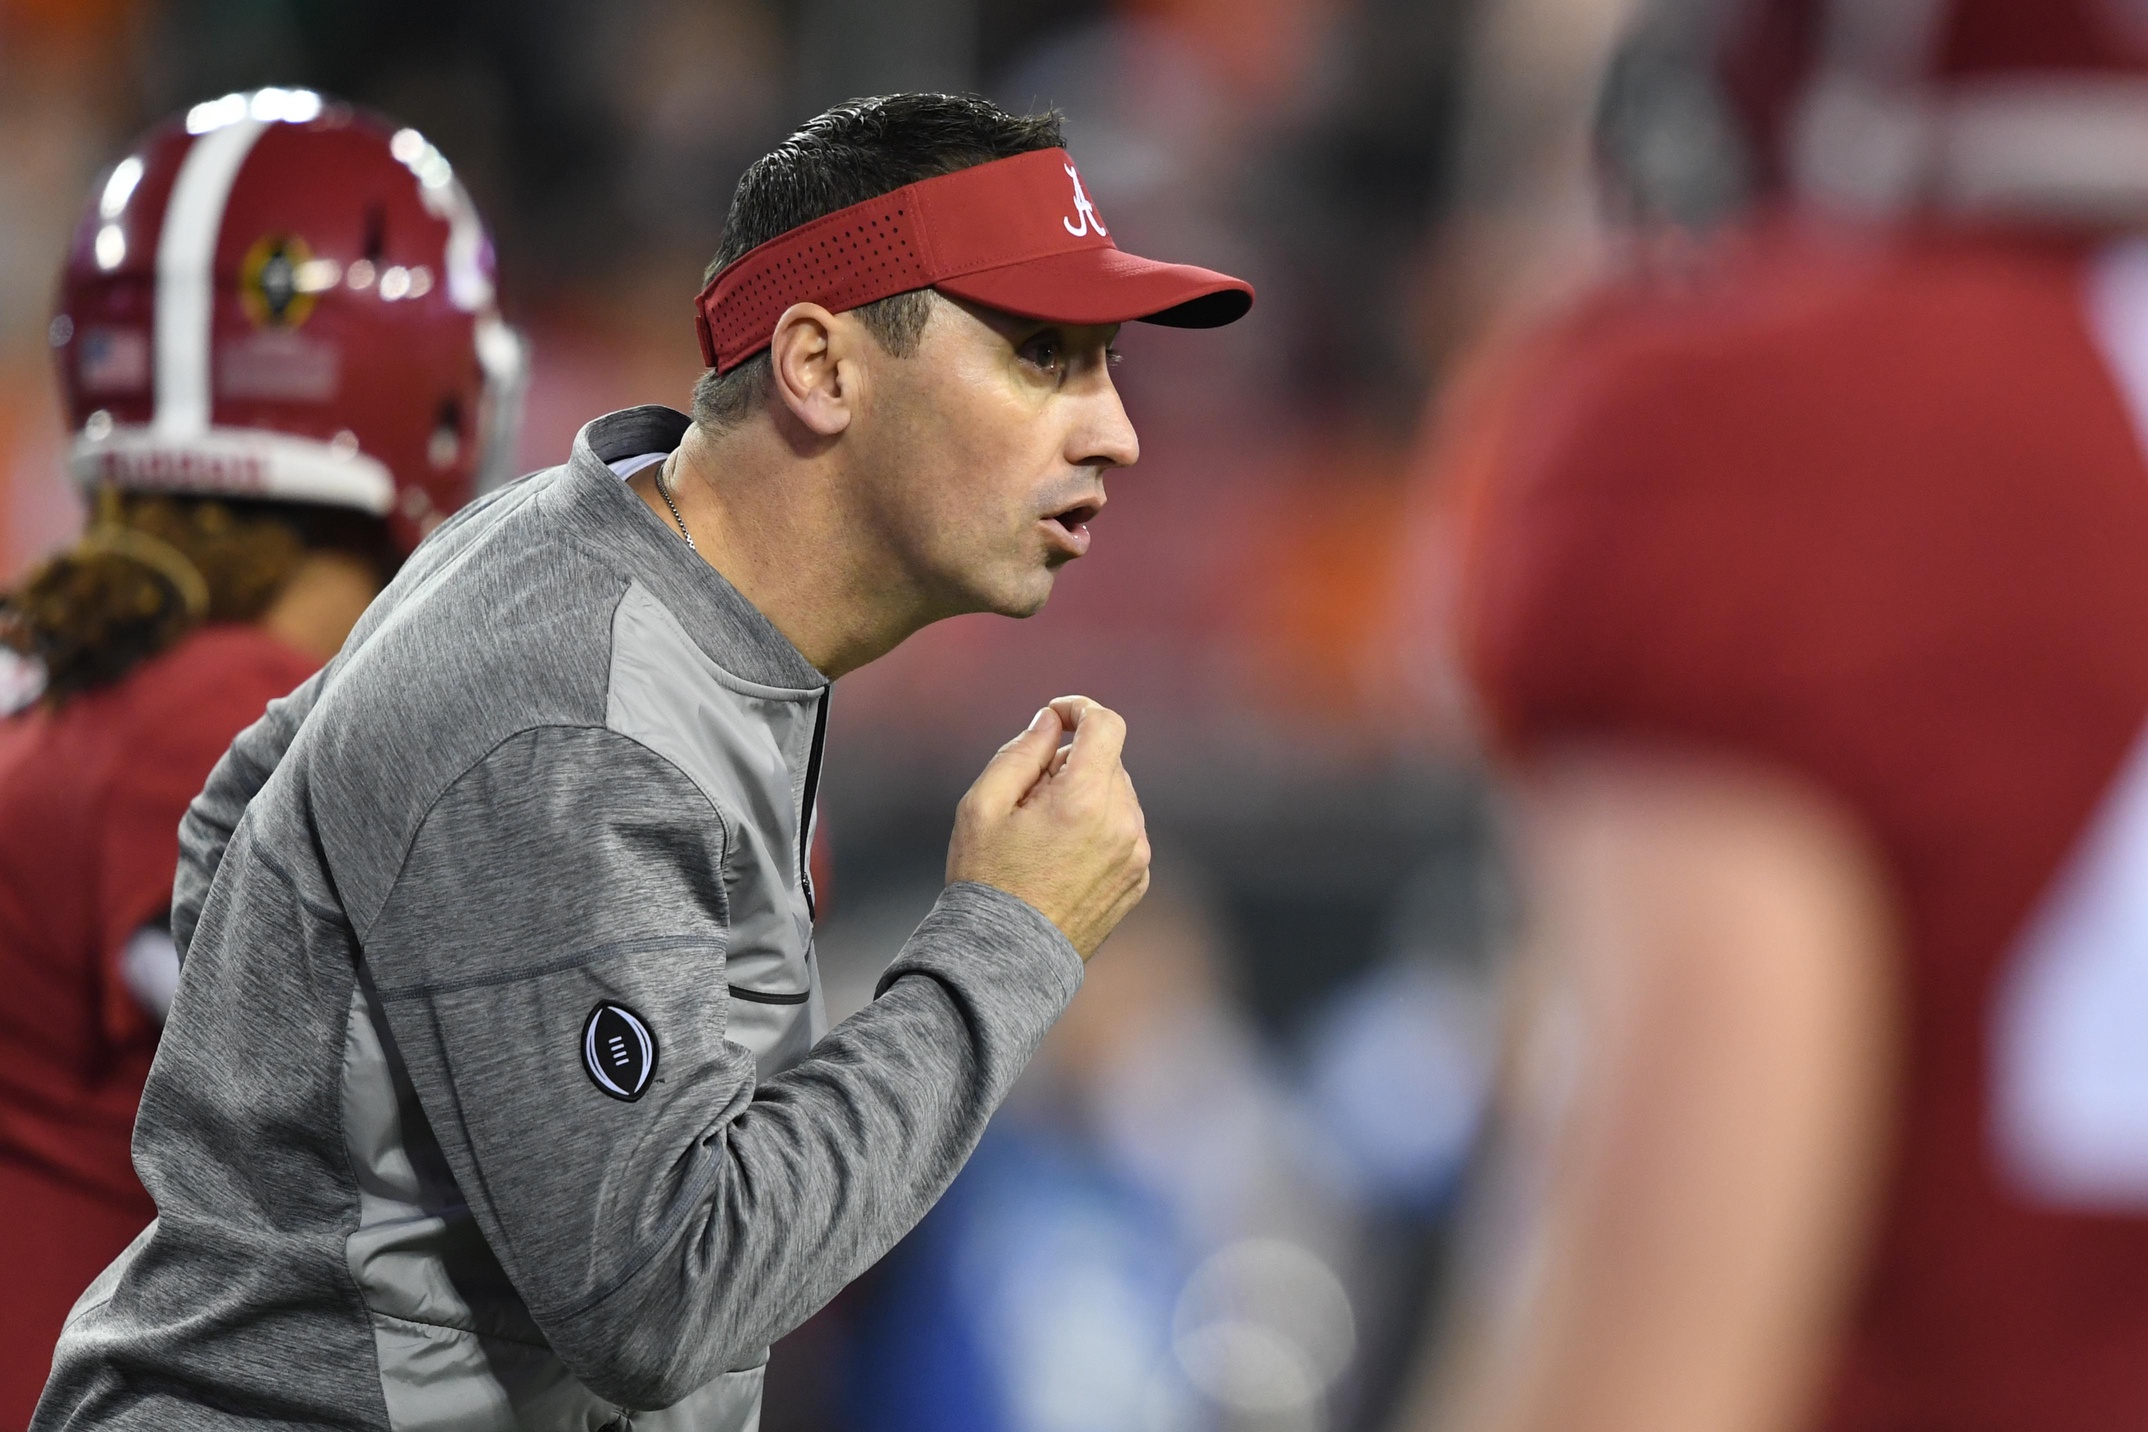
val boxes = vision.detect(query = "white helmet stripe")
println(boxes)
[154,118,268,436]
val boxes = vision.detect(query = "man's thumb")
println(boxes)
[966,708,1063,813]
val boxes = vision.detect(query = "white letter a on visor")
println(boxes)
[1063,164,1107,237]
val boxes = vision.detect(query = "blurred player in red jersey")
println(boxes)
[0,89,522,1419]
[1404,2,2148,1430]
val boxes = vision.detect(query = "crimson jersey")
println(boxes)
[0,625,315,1422]
[1456,222,2148,1430]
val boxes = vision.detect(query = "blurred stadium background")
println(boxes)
[0,0,1645,1427]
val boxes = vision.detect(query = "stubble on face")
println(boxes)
[853,296,1127,622]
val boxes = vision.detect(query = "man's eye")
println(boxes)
[1020,336,1063,372]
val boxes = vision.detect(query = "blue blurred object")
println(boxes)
[847,1127,1198,1432]
[1302,959,1493,1214]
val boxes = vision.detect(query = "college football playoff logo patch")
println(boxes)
[581,1001,657,1102]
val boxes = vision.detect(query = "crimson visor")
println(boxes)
[695,147,1254,373]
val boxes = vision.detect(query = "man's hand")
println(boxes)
[947,696,1151,960]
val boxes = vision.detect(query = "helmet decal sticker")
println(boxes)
[239,233,319,329]
[76,328,151,394]
[217,330,339,402]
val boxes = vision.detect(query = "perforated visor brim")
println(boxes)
[932,246,1253,330]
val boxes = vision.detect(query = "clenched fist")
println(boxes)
[946,696,1151,960]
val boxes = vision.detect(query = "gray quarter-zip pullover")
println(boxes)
[35,406,1083,1431]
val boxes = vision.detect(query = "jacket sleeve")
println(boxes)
[362,724,1082,1410]
[171,666,330,957]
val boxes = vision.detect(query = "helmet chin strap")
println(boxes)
[77,488,210,620]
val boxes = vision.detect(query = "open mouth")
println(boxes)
[1041,499,1102,555]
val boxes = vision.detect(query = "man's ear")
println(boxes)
[768,303,861,438]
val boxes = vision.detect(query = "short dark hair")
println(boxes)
[692,93,1065,432]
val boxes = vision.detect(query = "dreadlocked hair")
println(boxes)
[2,488,391,704]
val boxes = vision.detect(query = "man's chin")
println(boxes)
[986,569,1058,619]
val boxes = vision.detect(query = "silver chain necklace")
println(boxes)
[653,455,695,552]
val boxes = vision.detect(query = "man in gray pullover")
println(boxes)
[34,94,1252,1429]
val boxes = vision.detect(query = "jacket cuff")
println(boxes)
[875,881,1085,1031]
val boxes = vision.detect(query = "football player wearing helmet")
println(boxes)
[1408,1,2148,1429]
[0,89,521,1421]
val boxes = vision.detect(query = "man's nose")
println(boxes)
[1074,381,1140,472]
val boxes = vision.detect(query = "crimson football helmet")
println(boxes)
[51,88,526,555]
[1735,0,2148,216]
[1605,0,2148,223]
